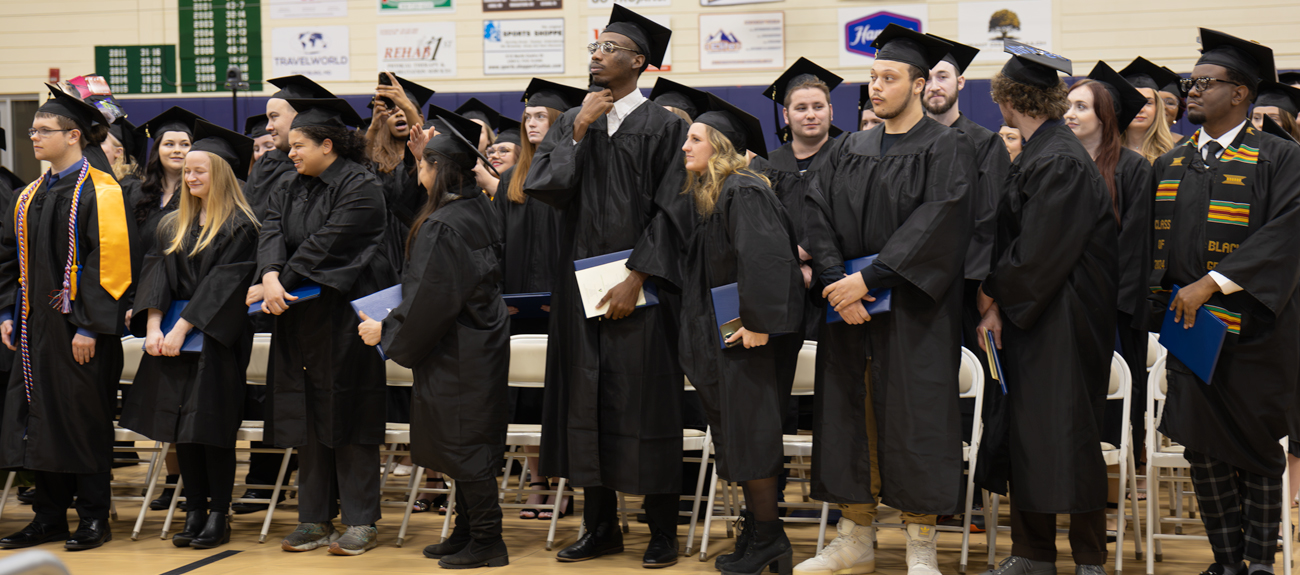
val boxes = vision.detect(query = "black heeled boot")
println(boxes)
[721,520,791,575]
[173,509,208,547]
[423,501,470,559]
[438,479,509,569]
[715,510,755,570]
[190,511,230,549]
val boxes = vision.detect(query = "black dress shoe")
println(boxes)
[173,510,208,547]
[0,522,69,549]
[190,511,230,549]
[15,487,34,505]
[642,532,678,569]
[231,489,286,514]
[65,519,112,551]
[556,522,624,562]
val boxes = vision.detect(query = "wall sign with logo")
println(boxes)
[838,5,928,68]
[699,0,780,5]
[378,22,458,78]
[269,0,348,19]
[378,0,454,14]
[698,12,783,72]
[958,0,1053,62]
[94,45,177,94]
[483,18,565,76]
[586,0,669,7]
[587,14,670,72]
[484,0,560,10]
[272,26,350,80]
[179,0,263,93]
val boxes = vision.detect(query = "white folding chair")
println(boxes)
[380,360,455,548]
[1144,355,1292,575]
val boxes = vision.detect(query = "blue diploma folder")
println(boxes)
[248,281,322,315]
[826,254,893,324]
[711,283,743,349]
[351,285,402,360]
[1157,285,1228,384]
[983,330,1007,395]
[504,292,551,319]
[573,249,659,307]
[147,300,202,353]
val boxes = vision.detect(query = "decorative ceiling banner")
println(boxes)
[378,22,458,78]
[838,4,928,68]
[587,14,671,72]
[698,12,784,72]
[958,0,1054,62]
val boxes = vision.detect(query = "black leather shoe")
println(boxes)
[15,487,34,505]
[231,489,286,514]
[642,532,679,569]
[556,522,624,562]
[438,539,510,569]
[172,510,208,547]
[0,522,69,549]
[65,519,112,551]
[190,511,230,549]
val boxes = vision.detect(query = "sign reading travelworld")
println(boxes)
[178,0,263,93]
[483,18,565,75]
[271,26,350,80]
[838,4,928,68]
[378,22,458,78]
[698,12,784,72]
[94,45,177,94]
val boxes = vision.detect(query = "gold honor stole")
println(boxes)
[1149,126,1259,335]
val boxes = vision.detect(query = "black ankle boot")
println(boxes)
[721,520,791,575]
[437,478,509,569]
[715,510,755,570]
[190,511,230,549]
[439,538,509,569]
[150,476,179,511]
[173,509,208,547]
[423,525,470,559]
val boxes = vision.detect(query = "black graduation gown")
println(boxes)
[1104,149,1154,447]
[979,122,1117,513]
[245,149,296,223]
[678,173,804,482]
[374,149,425,276]
[0,164,138,474]
[952,114,1011,284]
[524,100,693,494]
[1152,128,1300,478]
[138,191,180,263]
[119,215,258,447]
[750,138,843,340]
[256,157,396,448]
[0,167,24,194]
[382,190,509,481]
[495,165,560,335]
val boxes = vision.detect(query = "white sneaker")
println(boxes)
[794,517,877,575]
[392,464,414,477]
[905,523,941,575]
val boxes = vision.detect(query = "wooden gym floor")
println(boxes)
[0,448,1284,575]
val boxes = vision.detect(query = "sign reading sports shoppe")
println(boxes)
[838,4,928,68]
[483,18,564,76]
[272,26,351,80]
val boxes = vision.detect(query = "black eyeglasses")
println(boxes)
[28,128,71,138]
[1180,77,1242,93]
[588,41,640,56]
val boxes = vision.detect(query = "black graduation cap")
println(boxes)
[1196,28,1276,89]
[859,84,874,114]
[38,84,104,135]
[243,114,270,138]
[603,4,672,69]
[1119,57,1182,94]
[1001,40,1072,89]
[1088,61,1148,131]
[927,33,979,75]
[649,77,706,121]
[696,92,768,160]
[522,78,587,112]
[372,73,436,111]
[425,104,454,133]
[426,112,494,175]
[140,106,201,139]
[871,24,952,73]
[497,117,522,147]
[1256,81,1300,116]
[1159,67,1184,96]
[1261,114,1297,142]
[190,119,255,177]
[455,98,501,132]
[1280,72,1300,87]
[287,98,363,130]
[110,117,148,166]
[762,58,843,106]
[267,75,335,100]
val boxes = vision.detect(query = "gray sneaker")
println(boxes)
[281,521,340,552]
[1075,565,1106,575]
[984,556,1057,575]
[328,524,379,556]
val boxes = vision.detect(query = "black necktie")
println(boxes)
[1203,140,1224,162]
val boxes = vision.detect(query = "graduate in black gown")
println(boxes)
[0,86,137,551]
[749,58,844,342]
[246,75,335,222]
[798,25,973,575]
[367,72,434,276]
[649,77,701,123]
[359,113,511,570]
[1148,30,1300,575]
[251,97,395,556]
[0,128,21,192]
[524,5,692,567]
[134,107,201,257]
[975,42,1116,574]
[120,120,259,550]
[244,114,275,173]
[677,93,804,575]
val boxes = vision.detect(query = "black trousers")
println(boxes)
[1009,502,1107,565]
[1186,448,1281,565]
[176,444,236,512]
[296,431,381,526]
[33,471,111,526]
[584,485,679,540]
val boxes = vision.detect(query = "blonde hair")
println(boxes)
[111,150,138,181]
[1126,89,1177,164]
[507,107,563,204]
[681,125,769,217]
[161,151,259,257]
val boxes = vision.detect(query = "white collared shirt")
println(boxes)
[1197,119,1249,295]
[606,88,647,136]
